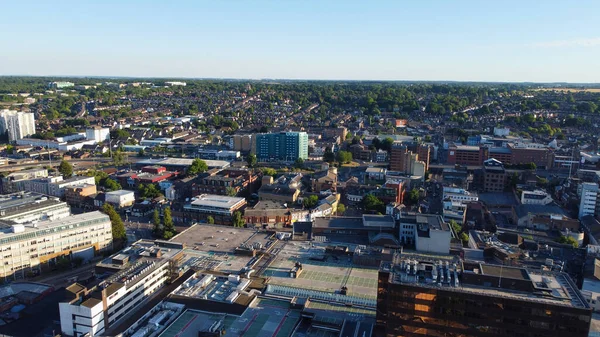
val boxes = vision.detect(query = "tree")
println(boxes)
[102,203,126,241]
[303,195,319,209]
[363,194,384,213]
[246,154,257,168]
[336,203,346,215]
[113,150,125,167]
[187,158,208,177]
[59,160,73,178]
[225,186,237,197]
[207,216,215,224]
[137,148,145,157]
[557,235,578,248]
[294,158,305,169]
[261,167,277,176]
[232,211,245,228]
[381,137,395,152]
[449,220,462,234]
[336,151,353,164]
[407,188,420,205]
[104,178,121,191]
[139,183,162,199]
[162,206,175,239]
[323,150,336,163]
[459,232,469,244]
[152,209,162,237]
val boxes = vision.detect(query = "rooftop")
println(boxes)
[105,189,135,196]
[362,214,395,228]
[382,257,589,309]
[0,211,107,238]
[188,194,246,209]
[399,213,449,231]
[137,157,230,169]
[313,217,364,229]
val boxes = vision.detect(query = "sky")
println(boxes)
[1,0,599,82]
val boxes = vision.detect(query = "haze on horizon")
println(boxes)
[1,0,599,83]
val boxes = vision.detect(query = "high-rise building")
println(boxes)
[579,182,599,219]
[377,257,592,337]
[0,110,36,142]
[254,132,308,161]
[85,126,110,143]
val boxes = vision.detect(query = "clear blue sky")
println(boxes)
[1,0,599,82]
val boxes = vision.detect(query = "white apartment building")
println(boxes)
[59,240,184,337]
[0,193,71,225]
[0,110,36,141]
[86,127,110,143]
[20,176,96,197]
[1,168,49,194]
[579,182,599,219]
[0,211,112,280]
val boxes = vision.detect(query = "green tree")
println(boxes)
[139,183,162,199]
[303,195,319,209]
[232,211,245,228]
[137,148,145,157]
[406,188,420,205]
[104,178,121,191]
[449,220,462,234]
[363,194,384,213]
[557,235,578,248]
[59,160,73,178]
[163,206,175,239]
[261,167,277,176]
[294,158,305,169]
[102,203,126,241]
[152,209,162,237]
[207,216,215,224]
[336,151,353,164]
[247,154,257,168]
[323,150,336,163]
[459,232,469,244]
[113,150,125,167]
[225,186,237,197]
[336,203,346,215]
[187,158,208,177]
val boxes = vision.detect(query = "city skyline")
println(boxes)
[1,0,599,83]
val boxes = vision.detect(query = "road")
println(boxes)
[31,263,97,288]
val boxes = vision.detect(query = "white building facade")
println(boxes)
[0,110,36,141]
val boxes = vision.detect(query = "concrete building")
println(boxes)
[59,240,184,337]
[254,132,308,161]
[85,127,110,143]
[105,190,135,208]
[183,194,246,225]
[481,158,506,192]
[44,176,96,197]
[65,184,98,207]
[521,189,553,205]
[0,211,112,280]
[0,110,36,141]
[579,182,599,219]
[230,134,253,152]
[0,168,48,194]
[377,258,592,337]
[0,192,71,225]
[443,186,478,204]
[398,213,451,254]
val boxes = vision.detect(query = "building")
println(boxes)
[0,168,48,194]
[480,158,506,192]
[136,157,230,172]
[65,184,98,207]
[447,144,486,166]
[494,127,510,136]
[59,240,184,337]
[579,182,599,219]
[310,168,338,193]
[48,81,74,89]
[0,110,36,142]
[258,174,302,203]
[398,213,451,254]
[322,127,347,141]
[521,189,553,205]
[443,186,478,204]
[0,211,112,280]
[183,194,246,225]
[0,192,71,225]
[105,190,135,208]
[165,81,187,86]
[508,142,554,168]
[244,200,293,227]
[390,145,413,172]
[191,169,257,196]
[85,127,110,143]
[231,134,253,152]
[377,258,592,337]
[254,132,308,161]
[26,175,97,197]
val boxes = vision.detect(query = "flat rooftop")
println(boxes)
[105,189,135,196]
[172,224,271,254]
[382,257,589,309]
[188,194,246,209]
[137,157,230,168]
[314,217,364,229]
[0,211,107,237]
[362,215,395,228]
